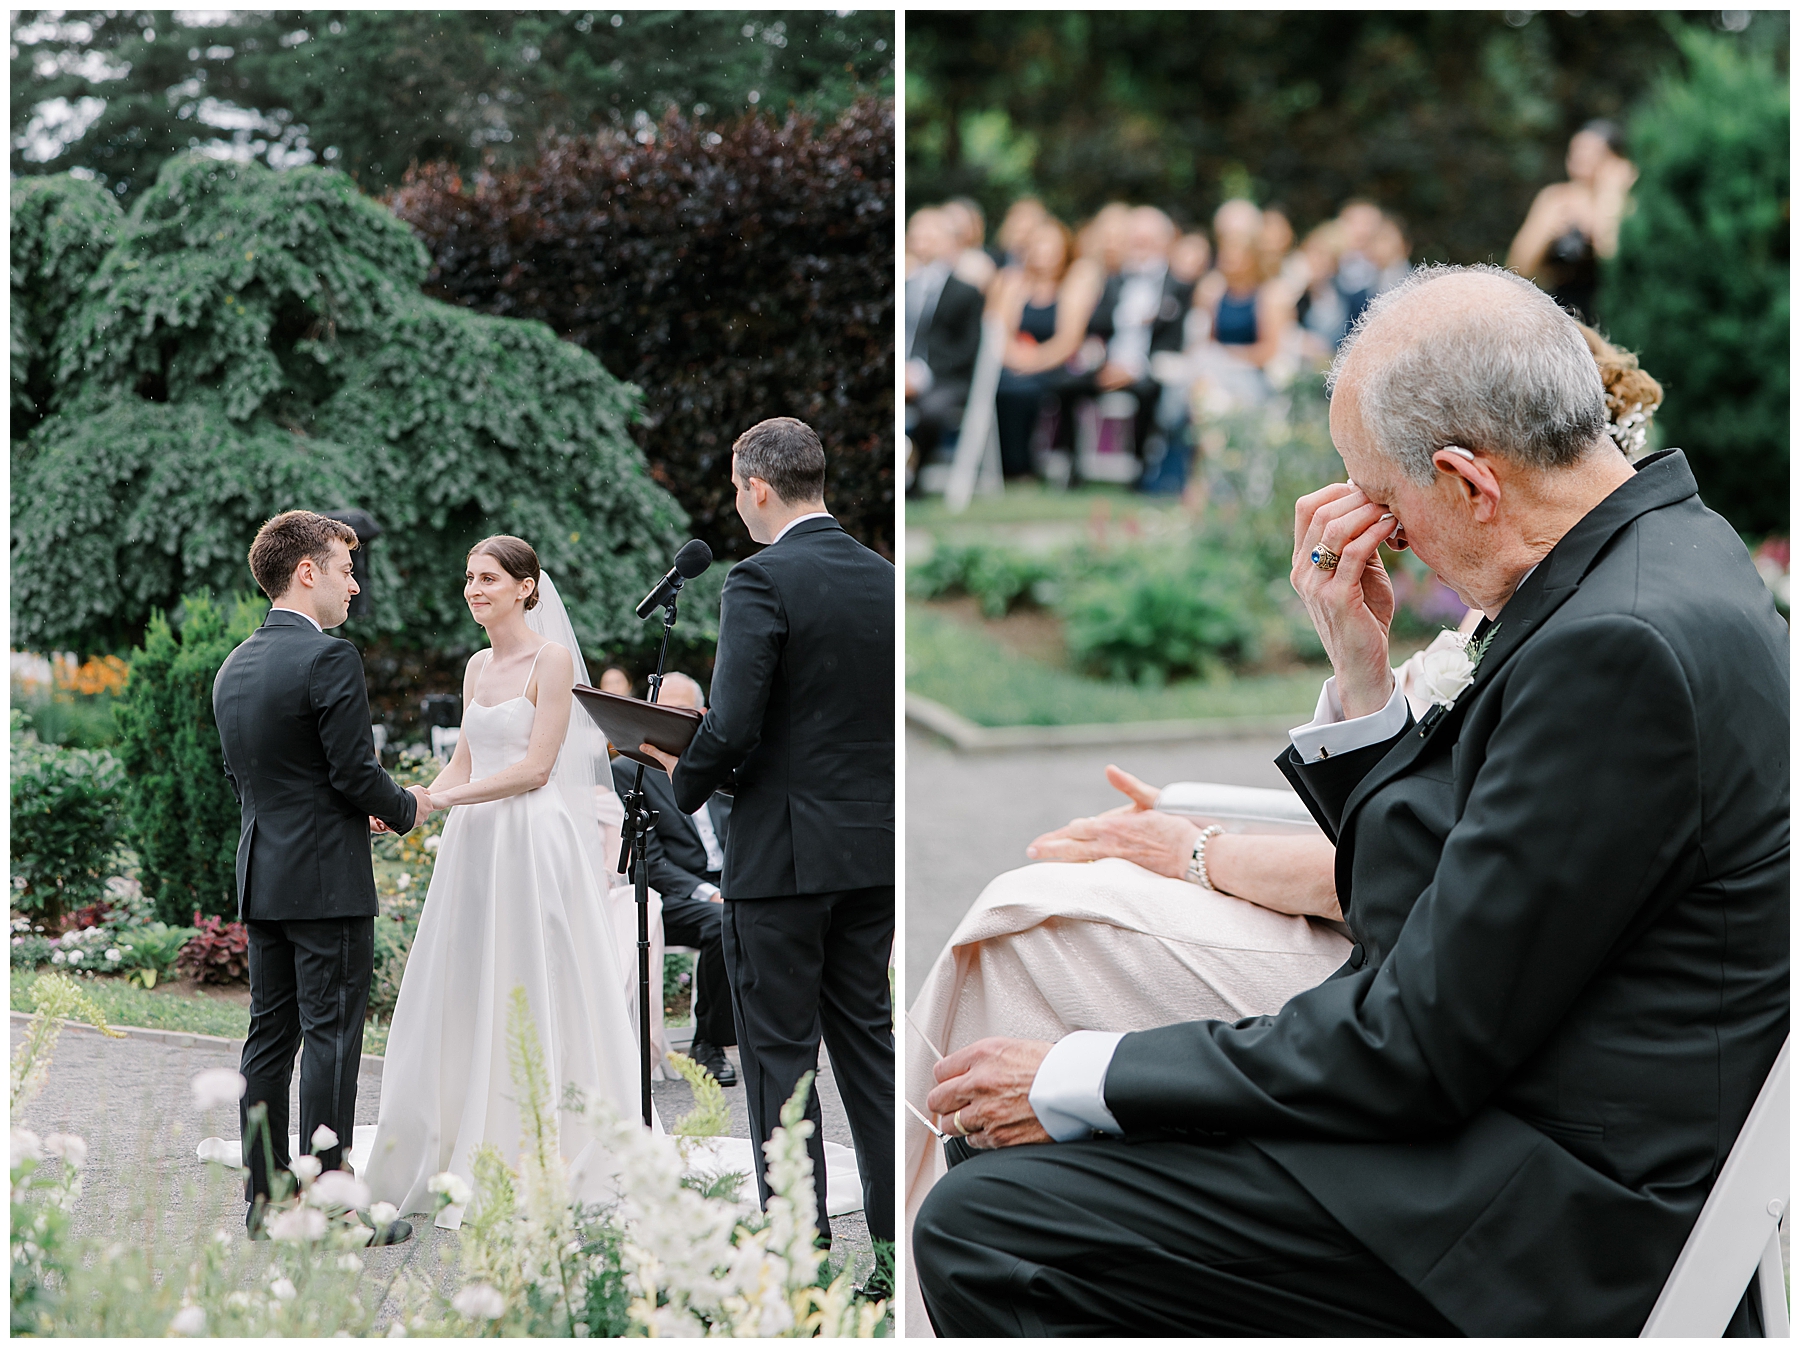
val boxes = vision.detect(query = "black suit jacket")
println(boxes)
[914,273,983,389]
[672,516,894,898]
[1087,268,1194,358]
[213,610,418,921]
[1103,452,1788,1335]
[613,757,731,902]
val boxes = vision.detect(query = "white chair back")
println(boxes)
[945,316,1008,513]
[1155,781,1323,834]
[1641,1037,1788,1336]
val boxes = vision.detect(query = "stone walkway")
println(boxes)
[903,724,1293,1002]
[12,1016,877,1328]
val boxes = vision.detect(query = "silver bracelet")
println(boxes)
[1186,825,1226,891]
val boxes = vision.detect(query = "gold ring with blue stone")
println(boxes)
[1310,545,1340,571]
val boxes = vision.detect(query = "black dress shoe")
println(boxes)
[689,1039,737,1086]
[364,1217,414,1247]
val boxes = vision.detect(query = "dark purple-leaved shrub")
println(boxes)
[176,914,249,985]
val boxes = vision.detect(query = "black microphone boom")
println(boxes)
[635,539,713,619]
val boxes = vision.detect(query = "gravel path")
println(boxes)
[903,725,1293,1003]
[12,1014,876,1323]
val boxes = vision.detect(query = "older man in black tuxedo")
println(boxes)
[213,510,431,1243]
[612,672,737,1087]
[915,266,1788,1336]
[641,417,895,1254]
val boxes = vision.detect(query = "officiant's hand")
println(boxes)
[1293,481,1397,719]
[926,1037,1054,1150]
[1026,765,1197,878]
[638,743,679,774]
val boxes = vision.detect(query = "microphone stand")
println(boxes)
[617,591,680,1127]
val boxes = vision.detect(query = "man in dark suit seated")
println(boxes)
[611,672,737,1087]
[905,206,985,469]
[914,265,1788,1336]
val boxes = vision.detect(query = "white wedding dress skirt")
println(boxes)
[362,695,649,1229]
[903,857,1353,1334]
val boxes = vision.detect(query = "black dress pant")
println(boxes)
[239,917,373,1207]
[721,886,894,1246]
[660,890,735,1047]
[913,1133,1462,1337]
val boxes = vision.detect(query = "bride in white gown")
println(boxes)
[364,535,648,1229]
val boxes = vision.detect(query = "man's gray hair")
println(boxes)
[1326,264,1607,486]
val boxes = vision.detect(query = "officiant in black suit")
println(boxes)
[610,672,737,1087]
[213,510,430,1244]
[639,417,895,1255]
[914,267,1788,1336]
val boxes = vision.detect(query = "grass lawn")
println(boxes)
[908,480,1186,529]
[12,970,391,1056]
[907,602,1328,727]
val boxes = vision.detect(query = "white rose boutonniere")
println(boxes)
[1414,624,1499,732]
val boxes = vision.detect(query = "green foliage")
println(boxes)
[907,11,1786,259]
[668,1051,732,1138]
[1062,545,1265,684]
[908,542,1058,617]
[12,156,698,664]
[1603,25,1790,536]
[10,173,121,438]
[112,592,265,926]
[10,714,128,934]
[10,968,249,1040]
[12,11,895,200]
[391,98,895,564]
[10,685,121,750]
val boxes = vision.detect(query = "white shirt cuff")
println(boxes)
[692,882,721,902]
[1288,675,1409,764]
[1028,1030,1127,1142]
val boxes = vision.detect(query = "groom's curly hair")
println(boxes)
[248,510,359,600]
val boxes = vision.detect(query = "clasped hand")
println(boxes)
[370,784,438,835]
[1291,481,1398,720]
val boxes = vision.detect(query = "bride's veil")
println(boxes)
[524,571,621,911]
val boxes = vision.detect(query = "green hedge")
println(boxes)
[114,593,266,926]
[10,713,128,934]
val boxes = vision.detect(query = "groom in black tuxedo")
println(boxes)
[610,673,737,1087]
[213,510,429,1241]
[643,417,895,1253]
[916,268,1788,1335]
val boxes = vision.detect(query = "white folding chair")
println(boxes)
[944,315,1007,513]
[1643,1037,1789,1336]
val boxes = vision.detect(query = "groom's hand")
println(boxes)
[405,785,433,827]
[925,1037,1054,1150]
[638,743,680,774]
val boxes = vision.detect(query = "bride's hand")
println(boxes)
[1026,807,1199,878]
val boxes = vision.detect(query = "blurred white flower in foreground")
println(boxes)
[169,1305,206,1335]
[190,1068,246,1111]
[270,1275,298,1301]
[289,1154,323,1185]
[369,1200,399,1226]
[428,1170,472,1208]
[311,1124,339,1151]
[452,1284,506,1320]
[308,1170,371,1211]
[12,1127,43,1167]
[43,1133,87,1169]
[268,1206,327,1242]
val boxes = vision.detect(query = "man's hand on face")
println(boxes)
[925,1037,1055,1150]
[1291,481,1398,719]
[1025,763,1197,878]
[638,743,680,775]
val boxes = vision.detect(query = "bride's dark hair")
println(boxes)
[467,535,541,610]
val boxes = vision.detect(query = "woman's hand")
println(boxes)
[1292,482,1397,720]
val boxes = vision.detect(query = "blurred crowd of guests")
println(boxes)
[904,122,1636,498]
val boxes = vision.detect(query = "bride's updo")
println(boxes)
[1578,323,1663,459]
[468,534,541,610]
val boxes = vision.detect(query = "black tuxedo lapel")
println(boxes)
[1334,451,1701,847]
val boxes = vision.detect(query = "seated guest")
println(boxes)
[942,195,999,292]
[987,215,1104,478]
[611,671,737,1087]
[905,207,985,468]
[994,196,1049,268]
[1294,220,1349,357]
[1191,199,1297,379]
[1332,197,1386,331]
[910,267,1787,1335]
[598,664,632,697]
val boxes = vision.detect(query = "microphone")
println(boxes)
[635,539,713,619]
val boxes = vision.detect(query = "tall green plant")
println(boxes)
[9,714,128,936]
[113,592,267,925]
[1602,24,1789,537]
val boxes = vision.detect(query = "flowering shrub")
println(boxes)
[175,916,249,986]
[11,979,886,1337]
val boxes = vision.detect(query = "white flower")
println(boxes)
[65,949,82,963]
[190,1068,246,1111]
[338,1252,364,1271]
[310,1124,339,1152]
[268,1206,328,1242]
[270,1275,298,1300]
[43,1132,87,1169]
[307,1170,371,1211]
[396,872,412,890]
[428,1170,473,1208]
[452,1284,506,1320]
[1416,639,1477,709]
[423,836,440,853]
[387,1322,409,1337]
[105,948,122,962]
[369,1201,399,1226]
[289,1154,323,1185]
[169,1305,207,1335]
[11,1127,42,1168]
[50,950,66,964]
[226,1290,253,1310]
